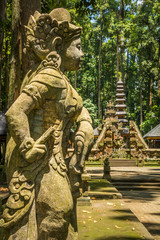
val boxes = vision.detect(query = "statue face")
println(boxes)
[60,37,84,72]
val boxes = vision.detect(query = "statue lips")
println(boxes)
[78,58,83,68]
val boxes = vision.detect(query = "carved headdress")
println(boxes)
[26,8,82,60]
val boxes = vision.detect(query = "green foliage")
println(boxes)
[0,0,160,136]
[0,0,12,110]
[83,98,99,128]
[141,105,160,133]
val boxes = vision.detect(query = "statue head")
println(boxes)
[26,8,83,72]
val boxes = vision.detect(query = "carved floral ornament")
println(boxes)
[25,9,82,61]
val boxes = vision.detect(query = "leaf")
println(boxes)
[115,225,121,229]
[82,210,91,213]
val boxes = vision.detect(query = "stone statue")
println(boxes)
[0,8,94,240]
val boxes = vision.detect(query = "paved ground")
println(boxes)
[78,198,153,240]
[111,167,160,240]
[1,166,160,239]
[87,166,160,240]
[111,167,160,182]
[122,192,160,240]
[0,182,153,240]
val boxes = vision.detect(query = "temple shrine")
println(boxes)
[91,78,158,177]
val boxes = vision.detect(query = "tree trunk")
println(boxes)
[158,37,160,98]
[121,35,125,83]
[140,81,143,130]
[120,0,124,20]
[98,35,101,119]
[0,0,6,111]
[4,39,9,109]
[8,0,21,107]
[148,77,152,109]
[116,32,119,82]
[98,34,102,119]
[20,0,41,78]
[148,42,153,110]
[139,57,143,130]
[126,50,129,101]
[98,11,103,119]
[120,0,125,83]
[111,38,114,94]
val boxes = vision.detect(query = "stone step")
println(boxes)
[86,179,122,199]
[88,191,122,199]
[112,180,160,191]
[112,178,160,183]
[113,185,160,191]
[109,158,137,167]
[109,161,137,167]
[112,182,160,186]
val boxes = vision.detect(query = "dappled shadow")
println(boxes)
[87,169,103,174]
[89,180,117,193]
[110,168,160,183]
[92,176,104,179]
[85,167,160,239]
[94,236,143,240]
[86,167,160,183]
[110,167,160,202]
[150,212,160,216]
[86,168,104,179]
[147,168,160,171]
[109,189,160,239]
[111,174,160,183]
[87,167,160,201]
[109,208,139,223]
[143,222,160,237]
[117,190,159,202]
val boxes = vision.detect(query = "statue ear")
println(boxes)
[52,37,63,52]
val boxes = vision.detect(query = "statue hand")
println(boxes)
[25,143,47,163]
[19,137,47,163]
[75,121,94,167]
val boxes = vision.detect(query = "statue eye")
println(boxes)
[76,44,81,50]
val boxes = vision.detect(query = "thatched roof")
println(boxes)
[143,123,160,139]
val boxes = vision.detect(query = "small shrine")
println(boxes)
[144,123,160,148]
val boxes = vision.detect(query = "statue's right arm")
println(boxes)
[6,92,37,145]
[5,82,58,162]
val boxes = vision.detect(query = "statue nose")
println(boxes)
[81,50,84,57]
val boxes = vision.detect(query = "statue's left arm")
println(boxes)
[75,107,94,167]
